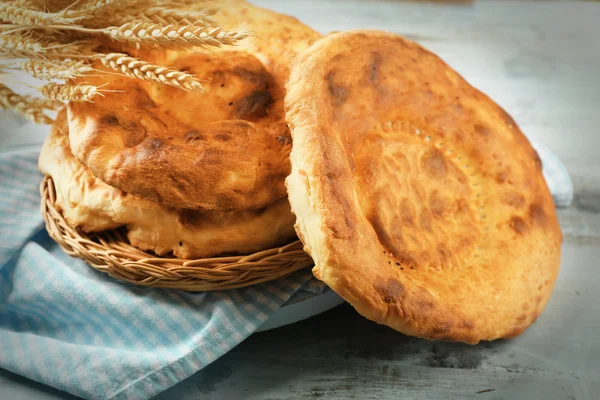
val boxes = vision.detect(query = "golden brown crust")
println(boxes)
[285,31,562,344]
[68,0,320,210]
[40,110,297,258]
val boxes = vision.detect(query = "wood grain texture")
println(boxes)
[0,0,599,399]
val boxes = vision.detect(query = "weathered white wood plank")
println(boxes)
[154,238,600,399]
[0,1,598,399]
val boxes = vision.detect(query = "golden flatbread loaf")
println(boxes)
[40,111,297,258]
[285,31,562,343]
[68,0,320,210]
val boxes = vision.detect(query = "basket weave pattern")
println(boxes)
[40,176,314,291]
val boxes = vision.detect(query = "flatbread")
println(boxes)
[285,31,562,343]
[41,111,297,259]
[68,0,320,210]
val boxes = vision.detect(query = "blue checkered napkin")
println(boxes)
[0,151,314,400]
[0,140,573,400]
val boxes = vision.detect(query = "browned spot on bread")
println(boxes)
[133,87,156,108]
[326,170,356,238]
[377,279,405,303]
[184,130,205,143]
[509,216,527,234]
[417,300,435,311]
[461,321,475,330]
[368,51,383,83]
[234,90,273,119]
[121,121,146,148]
[233,67,271,87]
[496,171,508,184]
[421,148,447,179]
[326,70,348,106]
[395,252,418,270]
[101,114,119,126]
[504,192,526,208]
[430,192,447,217]
[522,303,530,310]
[215,133,231,142]
[456,199,470,214]
[474,123,490,136]
[176,209,204,229]
[516,314,527,322]
[529,204,547,226]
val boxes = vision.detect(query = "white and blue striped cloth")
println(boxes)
[0,151,318,400]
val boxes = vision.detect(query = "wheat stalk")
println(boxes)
[0,32,87,58]
[65,0,153,27]
[98,53,203,91]
[0,3,80,26]
[20,59,94,80]
[27,0,74,12]
[39,82,102,102]
[0,83,54,124]
[103,22,251,48]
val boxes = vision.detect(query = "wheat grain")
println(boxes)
[39,82,101,102]
[20,59,94,80]
[104,22,250,48]
[0,83,54,124]
[0,3,80,26]
[98,52,203,91]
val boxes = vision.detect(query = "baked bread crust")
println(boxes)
[40,110,297,259]
[285,31,562,343]
[68,0,320,210]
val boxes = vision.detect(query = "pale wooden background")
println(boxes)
[1,0,599,399]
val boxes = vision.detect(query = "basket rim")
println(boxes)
[40,176,314,291]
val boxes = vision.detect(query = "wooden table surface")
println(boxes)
[1,0,599,399]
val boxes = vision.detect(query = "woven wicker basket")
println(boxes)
[40,176,314,291]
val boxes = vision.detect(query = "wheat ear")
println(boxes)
[0,83,54,124]
[20,59,94,80]
[0,32,87,58]
[104,23,250,48]
[39,82,102,102]
[98,53,204,91]
[140,8,216,26]
[0,3,80,26]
